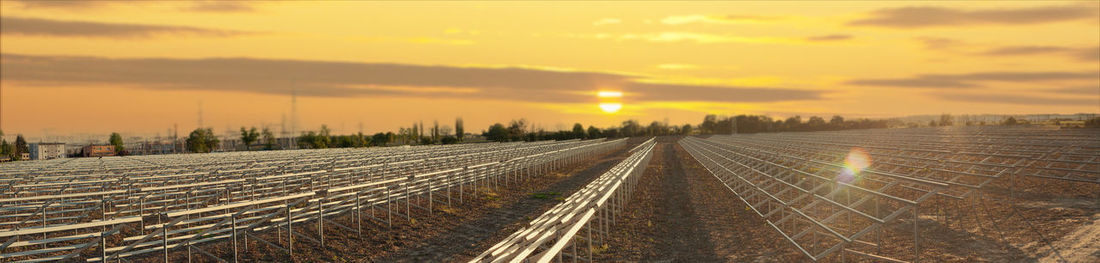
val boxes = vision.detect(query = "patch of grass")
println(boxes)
[529,192,562,199]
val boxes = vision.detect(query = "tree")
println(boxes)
[620,120,641,137]
[939,114,954,127]
[682,124,693,135]
[186,128,219,153]
[455,118,465,141]
[807,116,826,130]
[785,116,802,131]
[829,115,845,130]
[1003,116,1018,126]
[431,120,440,143]
[109,132,124,154]
[261,127,276,149]
[507,119,527,141]
[572,123,586,139]
[441,136,459,144]
[1085,117,1100,128]
[371,132,389,146]
[239,127,260,150]
[587,126,602,139]
[485,123,509,142]
[14,135,28,160]
[701,114,718,134]
[0,130,10,160]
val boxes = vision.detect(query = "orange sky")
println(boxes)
[1,1,1098,139]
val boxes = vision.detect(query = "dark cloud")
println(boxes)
[846,71,1100,88]
[933,93,1098,106]
[1050,86,1099,95]
[805,34,852,42]
[183,2,256,13]
[8,0,102,10]
[980,46,1070,55]
[0,16,250,38]
[0,53,822,104]
[849,5,1098,28]
[1074,47,1100,61]
[846,78,976,88]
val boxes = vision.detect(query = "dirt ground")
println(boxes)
[130,136,1098,262]
[595,137,805,262]
[132,139,642,263]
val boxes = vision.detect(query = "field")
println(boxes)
[1,127,1098,262]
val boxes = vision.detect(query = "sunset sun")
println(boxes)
[597,90,623,113]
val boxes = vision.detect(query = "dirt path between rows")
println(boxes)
[597,137,803,262]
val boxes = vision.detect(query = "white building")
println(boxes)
[29,143,66,160]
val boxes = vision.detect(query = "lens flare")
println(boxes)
[837,147,871,184]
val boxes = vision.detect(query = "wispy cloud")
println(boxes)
[980,45,1070,55]
[849,5,1098,28]
[932,93,1098,106]
[362,36,475,45]
[0,53,823,104]
[7,0,102,10]
[618,32,793,44]
[592,18,621,26]
[1050,86,1099,95]
[0,16,251,38]
[805,34,852,42]
[660,14,778,25]
[655,64,698,70]
[846,71,1100,88]
[182,1,256,13]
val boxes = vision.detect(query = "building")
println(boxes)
[83,145,116,157]
[28,143,66,160]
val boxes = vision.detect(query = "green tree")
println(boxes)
[485,123,509,142]
[186,128,219,153]
[239,127,260,150]
[261,127,276,149]
[1003,116,1018,126]
[681,124,693,135]
[455,117,465,141]
[587,126,602,139]
[572,123,586,139]
[620,120,641,137]
[14,135,28,160]
[107,132,125,154]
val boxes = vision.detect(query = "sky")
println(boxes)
[1,1,1098,139]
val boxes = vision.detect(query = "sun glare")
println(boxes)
[597,91,623,98]
[599,103,622,113]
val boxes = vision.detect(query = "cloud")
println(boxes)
[980,45,1070,55]
[618,32,792,44]
[915,37,964,50]
[592,18,621,26]
[933,93,1098,106]
[849,5,1098,28]
[7,0,102,10]
[183,1,256,13]
[655,64,698,70]
[805,34,852,42]
[0,53,822,104]
[974,45,1100,62]
[846,71,1100,88]
[660,14,778,25]
[1074,47,1100,61]
[0,16,251,38]
[1050,86,1099,95]
[362,36,475,45]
